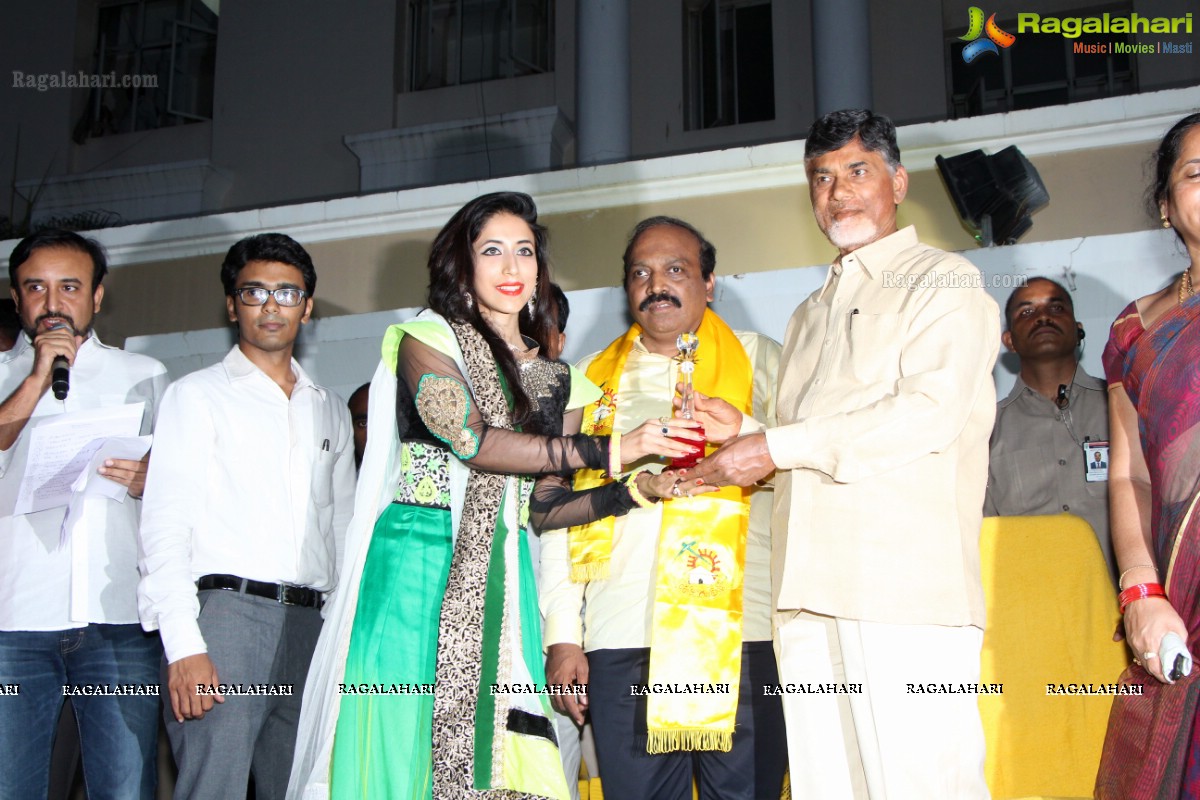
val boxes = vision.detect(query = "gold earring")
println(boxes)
[1162,214,1172,229]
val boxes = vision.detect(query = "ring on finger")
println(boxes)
[659,416,670,425]
[661,426,670,436]
[671,484,683,498]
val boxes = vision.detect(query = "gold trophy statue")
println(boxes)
[670,331,705,469]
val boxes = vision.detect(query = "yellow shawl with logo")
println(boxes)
[571,308,752,752]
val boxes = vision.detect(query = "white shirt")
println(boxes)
[137,346,355,663]
[0,334,168,631]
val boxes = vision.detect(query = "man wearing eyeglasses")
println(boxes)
[984,277,1112,582]
[138,233,355,799]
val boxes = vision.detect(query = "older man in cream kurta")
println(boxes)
[690,110,999,799]
[540,217,787,800]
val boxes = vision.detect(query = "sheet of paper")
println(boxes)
[60,434,152,551]
[71,435,153,501]
[14,403,144,516]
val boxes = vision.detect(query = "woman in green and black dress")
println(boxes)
[289,192,700,800]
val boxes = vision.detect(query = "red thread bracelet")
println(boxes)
[1119,582,1167,614]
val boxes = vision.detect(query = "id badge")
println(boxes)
[1084,440,1109,483]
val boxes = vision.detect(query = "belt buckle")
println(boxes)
[277,583,307,606]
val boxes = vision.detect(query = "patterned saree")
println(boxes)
[1096,295,1200,798]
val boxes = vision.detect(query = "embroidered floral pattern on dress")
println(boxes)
[428,320,575,798]
[394,441,452,508]
[515,355,571,435]
[416,373,479,459]
[432,321,520,797]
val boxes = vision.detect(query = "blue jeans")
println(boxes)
[0,623,161,800]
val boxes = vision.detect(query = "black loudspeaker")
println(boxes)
[935,145,1049,247]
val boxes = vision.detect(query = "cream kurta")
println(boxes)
[765,226,999,628]
[539,329,779,650]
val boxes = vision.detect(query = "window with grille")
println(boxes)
[684,0,775,130]
[407,0,553,91]
[75,0,217,141]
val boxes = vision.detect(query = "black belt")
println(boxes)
[196,574,323,609]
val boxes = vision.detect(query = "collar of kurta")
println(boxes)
[837,224,919,279]
[10,331,108,364]
[817,225,919,303]
[221,344,322,397]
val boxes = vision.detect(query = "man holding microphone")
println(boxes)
[0,229,168,800]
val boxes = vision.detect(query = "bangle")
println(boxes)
[1119,563,1158,591]
[1119,582,1167,614]
[624,468,657,508]
[608,432,622,478]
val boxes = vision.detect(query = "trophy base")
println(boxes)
[669,424,706,470]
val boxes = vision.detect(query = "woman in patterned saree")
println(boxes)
[1096,112,1200,798]
[288,192,701,800]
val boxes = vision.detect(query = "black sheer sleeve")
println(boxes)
[527,406,660,532]
[528,472,643,532]
[398,335,609,474]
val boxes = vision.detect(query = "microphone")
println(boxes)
[47,322,72,400]
[1055,384,1069,410]
[52,356,69,400]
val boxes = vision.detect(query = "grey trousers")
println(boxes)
[163,589,322,800]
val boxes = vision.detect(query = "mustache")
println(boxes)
[639,292,681,312]
[1034,320,1062,334]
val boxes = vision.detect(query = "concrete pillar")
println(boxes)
[812,0,873,115]
[576,0,630,165]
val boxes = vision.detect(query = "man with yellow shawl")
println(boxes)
[537,217,787,799]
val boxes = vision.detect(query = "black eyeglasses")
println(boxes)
[234,287,307,307]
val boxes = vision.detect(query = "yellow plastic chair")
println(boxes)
[978,515,1131,800]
